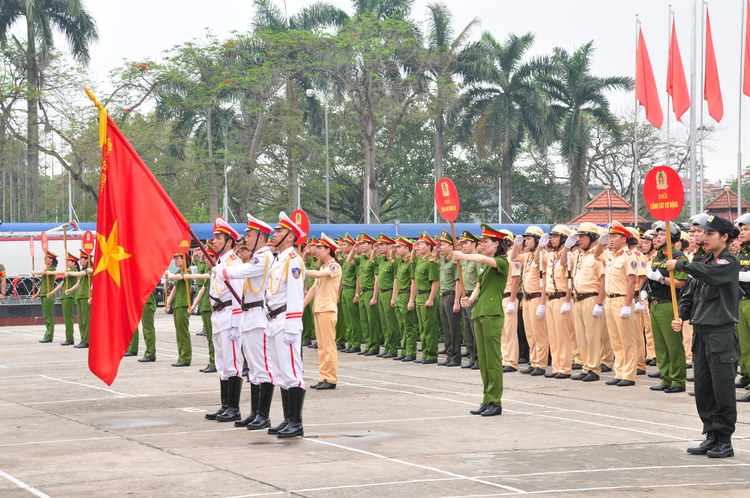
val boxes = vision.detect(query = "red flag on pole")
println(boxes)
[704,8,723,122]
[88,109,190,385]
[744,0,750,96]
[667,20,691,123]
[636,28,663,129]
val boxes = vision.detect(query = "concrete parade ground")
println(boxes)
[2,313,750,497]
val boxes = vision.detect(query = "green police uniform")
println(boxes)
[395,254,418,358]
[197,260,215,366]
[302,256,318,345]
[341,256,362,350]
[130,288,158,358]
[648,248,689,389]
[460,257,481,365]
[40,266,56,341]
[415,254,440,361]
[173,270,192,364]
[472,254,509,407]
[75,272,92,344]
[357,254,381,354]
[59,272,76,343]
[375,252,399,355]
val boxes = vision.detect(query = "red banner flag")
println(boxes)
[667,20,691,123]
[704,9,723,122]
[89,115,190,385]
[636,28,663,129]
[744,0,750,96]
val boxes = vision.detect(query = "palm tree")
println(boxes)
[0,0,98,220]
[423,3,478,220]
[539,42,633,216]
[458,32,550,222]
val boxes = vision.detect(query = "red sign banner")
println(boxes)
[83,231,95,254]
[434,178,460,223]
[643,166,684,221]
[40,232,48,253]
[291,209,309,246]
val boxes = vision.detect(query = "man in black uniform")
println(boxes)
[667,215,739,459]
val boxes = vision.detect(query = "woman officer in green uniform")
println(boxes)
[453,224,509,417]
[49,253,80,346]
[165,252,193,367]
[32,251,59,342]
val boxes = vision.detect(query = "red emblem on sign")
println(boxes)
[291,209,309,246]
[40,232,48,253]
[83,231,95,254]
[643,166,684,221]
[434,178,460,223]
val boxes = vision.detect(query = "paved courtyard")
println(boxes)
[1,314,750,497]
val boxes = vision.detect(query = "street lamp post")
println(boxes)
[306,89,330,224]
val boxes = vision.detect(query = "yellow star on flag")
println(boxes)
[94,221,132,286]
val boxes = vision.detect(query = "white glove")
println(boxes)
[536,304,546,319]
[640,289,649,301]
[560,301,571,314]
[598,233,610,246]
[646,269,662,281]
[740,271,750,282]
[282,332,297,345]
[505,301,516,314]
[539,233,550,247]
[514,235,523,247]
[619,305,632,318]
[634,301,644,313]
[229,328,241,341]
[564,233,579,249]
[592,303,604,317]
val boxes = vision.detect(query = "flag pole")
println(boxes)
[740,0,747,218]
[689,0,699,216]
[667,6,673,168]
[186,227,243,304]
[634,15,640,225]
[699,1,706,212]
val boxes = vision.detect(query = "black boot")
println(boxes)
[248,382,274,430]
[268,388,289,435]
[217,376,243,422]
[277,387,305,438]
[687,431,718,455]
[205,379,229,420]
[706,432,734,458]
[235,383,260,427]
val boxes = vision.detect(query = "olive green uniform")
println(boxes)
[472,256,509,406]
[39,268,56,341]
[736,244,750,385]
[395,257,418,357]
[173,271,192,364]
[129,289,158,358]
[460,259,481,364]
[302,256,318,344]
[197,260,215,366]
[57,273,76,342]
[415,256,440,361]
[340,258,361,349]
[439,255,462,364]
[75,273,91,344]
[375,255,399,355]
[648,249,689,388]
[357,256,381,353]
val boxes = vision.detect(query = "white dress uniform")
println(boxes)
[210,250,244,380]
[265,245,306,389]
[222,245,273,384]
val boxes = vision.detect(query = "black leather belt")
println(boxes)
[380,288,393,293]
[607,293,625,298]
[361,287,373,293]
[524,292,541,301]
[211,299,232,312]
[397,290,410,294]
[343,285,356,290]
[241,300,263,311]
[267,305,287,319]
[574,292,598,302]
[649,297,671,304]
[417,290,430,295]
[547,292,566,300]
[441,291,455,297]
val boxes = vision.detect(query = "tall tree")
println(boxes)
[0,0,98,220]
[458,32,550,222]
[539,42,632,217]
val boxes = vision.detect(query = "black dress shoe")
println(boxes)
[171,361,190,367]
[462,352,469,357]
[470,404,487,415]
[310,382,321,389]
[735,380,750,388]
[664,386,686,393]
[544,372,556,378]
[123,351,136,356]
[471,363,480,370]
[196,331,206,336]
[581,372,600,382]
[39,339,52,343]
[445,361,461,367]
[376,352,385,357]
[520,366,533,374]
[572,363,583,370]
[357,350,367,355]
[686,363,693,369]
[555,373,571,379]
[481,404,502,416]
[650,384,668,391]
[347,347,361,353]
[737,392,750,402]
[438,360,451,366]
[600,364,612,373]
[571,373,587,380]
[617,380,635,387]
[393,355,404,360]
[302,341,312,346]
[462,362,475,369]
[707,439,734,458]
[503,365,517,373]
[648,372,661,378]
[637,369,646,375]
[74,342,89,348]
[202,365,217,373]
[421,359,437,364]
[401,356,415,362]
[61,340,74,346]
[383,353,397,358]
[605,378,621,385]
[138,356,156,362]
[316,381,336,390]
[363,351,378,356]
[413,359,423,364]
[337,344,346,351]
[530,367,545,376]
[687,432,718,455]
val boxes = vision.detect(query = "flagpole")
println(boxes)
[667,6,673,168]
[634,15,640,225]
[740,0,747,218]
[689,0,698,216]
[186,227,242,305]
[700,1,706,212]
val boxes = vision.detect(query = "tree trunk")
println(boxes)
[206,107,218,220]
[569,156,587,219]
[434,112,445,223]
[285,81,299,212]
[500,154,512,223]
[26,21,39,221]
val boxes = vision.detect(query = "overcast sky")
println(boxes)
[70,1,750,184]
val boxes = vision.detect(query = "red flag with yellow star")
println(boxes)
[89,114,190,385]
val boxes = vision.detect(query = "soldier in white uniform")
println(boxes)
[218,214,276,431]
[265,212,307,438]
[205,217,245,423]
